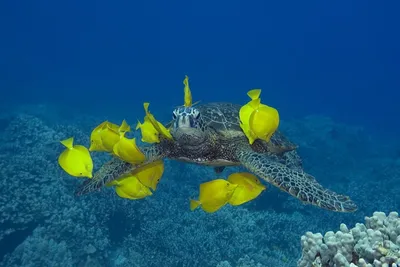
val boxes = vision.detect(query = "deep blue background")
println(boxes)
[1,2,400,266]
[1,0,399,135]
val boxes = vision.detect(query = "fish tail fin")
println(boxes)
[183,75,189,86]
[249,98,261,109]
[135,120,142,130]
[189,199,201,211]
[143,102,150,114]
[60,137,74,149]
[247,89,261,100]
[183,75,192,107]
[119,119,131,133]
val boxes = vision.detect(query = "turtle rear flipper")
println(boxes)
[236,148,357,213]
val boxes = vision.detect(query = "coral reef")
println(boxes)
[298,211,400,266]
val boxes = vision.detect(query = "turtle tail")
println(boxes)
[236,148,357,212]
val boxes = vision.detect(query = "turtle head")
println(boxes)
[170,106,206,145]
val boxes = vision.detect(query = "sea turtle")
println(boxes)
[76,102,357,212]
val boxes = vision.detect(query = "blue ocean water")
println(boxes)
[0,0,399,266]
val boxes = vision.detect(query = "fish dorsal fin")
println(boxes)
[60,137,74,149]
[93,121,108,132]
[247,89,261,100]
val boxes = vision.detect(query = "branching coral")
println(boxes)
[298,211,400,267]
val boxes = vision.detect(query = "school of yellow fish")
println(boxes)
[57,76,279,212]
[190,172,266,213]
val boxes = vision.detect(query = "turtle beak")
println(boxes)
[175,115,194,129]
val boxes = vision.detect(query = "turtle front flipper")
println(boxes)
[236,148,357,212]
[75,145,166,196]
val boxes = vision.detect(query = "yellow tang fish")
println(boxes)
[227,172,266,206]
[183,75,192,107]
[100,119,131,152]
[89,121,120,151]
[190,179,238,213]
[58,137,93,178]
[143,102,173,140]
[112,135,146,164]
[106,174,152,200]
[239,89,280,144]
[136,119,160,144]
[249,105,279,142]
[132,160,164,191]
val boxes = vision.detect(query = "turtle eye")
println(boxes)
[194,111,200,119]
[172,112,177,119]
